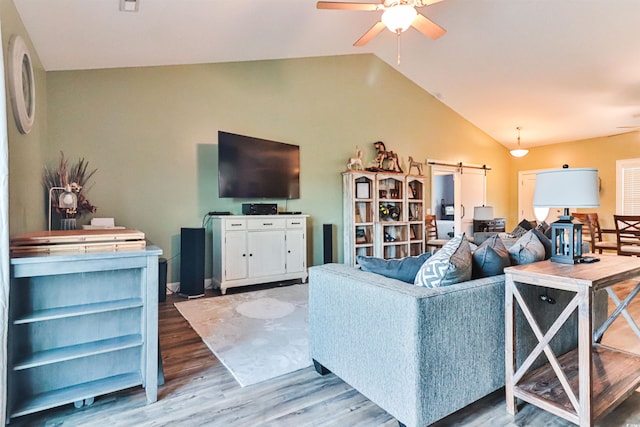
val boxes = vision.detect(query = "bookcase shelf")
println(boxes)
[344,171,425,265]
[10,372,142,418]
[14,298,144,324]
[13,334,143,371]
[8,248,161,422]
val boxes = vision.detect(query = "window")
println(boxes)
[616,158,640,214]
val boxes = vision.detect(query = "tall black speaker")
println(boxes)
[323,224,334,264]
[180,227,205,298]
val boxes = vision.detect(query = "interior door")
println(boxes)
[518,170,562,223]
[518,171,538,221]
[459,168,487,236]
[431,163,486,238]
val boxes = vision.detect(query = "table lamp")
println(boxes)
[474,205,494,221]
[532,166,600,264]
[48,185,78,231]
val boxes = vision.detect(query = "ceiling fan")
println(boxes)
[316,0,446,47]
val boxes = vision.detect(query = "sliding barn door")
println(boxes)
[430,163,486,238]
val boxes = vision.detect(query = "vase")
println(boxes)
[60,218,77,230]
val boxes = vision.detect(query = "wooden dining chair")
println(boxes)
[613,215,640,256]
[571,212,617,254]
[425,215,449,252]
[571,212,593,252]
[425,214,448,252]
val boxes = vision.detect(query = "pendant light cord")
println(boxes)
[396,30,401,65]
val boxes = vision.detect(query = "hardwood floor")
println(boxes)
[10,281,640,427]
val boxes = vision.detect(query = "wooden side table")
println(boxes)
[505,254,640,426]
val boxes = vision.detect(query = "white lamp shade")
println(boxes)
[474,206,494,220]
[381,5,417,33]
[533,168,600,208]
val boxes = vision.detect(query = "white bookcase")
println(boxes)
[211,215,308,294]
[343,171,425,266]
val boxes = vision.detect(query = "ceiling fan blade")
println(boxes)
[316,1,381,11]
[418,0,444,5]
[412,12,446,39]
[354,21,386,46]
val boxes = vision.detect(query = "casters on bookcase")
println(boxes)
[73,397,95,409]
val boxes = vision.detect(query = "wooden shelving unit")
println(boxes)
[514,345,640,422]
[7,248,161,422]
[343,171,425,266]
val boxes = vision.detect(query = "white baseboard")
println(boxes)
[166,278,213,294]
[167,281,180,293]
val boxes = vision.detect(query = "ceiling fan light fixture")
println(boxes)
[381,5,417,33]
[510,126,529,158]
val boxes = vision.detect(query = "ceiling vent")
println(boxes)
[119,0,139,12]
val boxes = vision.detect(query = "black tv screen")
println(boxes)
[218,131,300,199]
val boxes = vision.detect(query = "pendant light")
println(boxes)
[510,126,528,158]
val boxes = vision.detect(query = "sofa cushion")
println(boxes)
[508,230,546,265]
[414,234,472,287]
[510,219,534,239]
[472,235,511,278]
[357,253,431,283]
[531,228,552,260]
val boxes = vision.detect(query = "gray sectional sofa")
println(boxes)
[309,263,606,427]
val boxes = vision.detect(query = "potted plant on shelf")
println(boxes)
[43,152,97,230]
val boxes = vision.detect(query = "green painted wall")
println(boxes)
[43,55,512,282]
[2,0,48,235]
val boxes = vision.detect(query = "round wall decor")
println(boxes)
[8,35,36,134]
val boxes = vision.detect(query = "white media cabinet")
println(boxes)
[211,215,308,294]
[7,247,161,421]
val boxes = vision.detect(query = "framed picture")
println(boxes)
[356,182,370,199]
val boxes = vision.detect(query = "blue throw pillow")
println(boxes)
[531,228,552,260]
[357,253,431,283]
[472,234,511,278]
[508,230,546,265]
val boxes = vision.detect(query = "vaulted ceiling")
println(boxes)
[13,0,640,148]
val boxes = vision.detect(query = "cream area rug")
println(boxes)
[174,284,310,387]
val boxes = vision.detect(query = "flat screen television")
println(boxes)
[218,131,300,199]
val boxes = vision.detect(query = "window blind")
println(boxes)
[618,159,640,214]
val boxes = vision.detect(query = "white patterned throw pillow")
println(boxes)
[414,234,472,288]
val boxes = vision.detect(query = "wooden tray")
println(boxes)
[10,229,146,255]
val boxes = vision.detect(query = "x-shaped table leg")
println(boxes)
[593,282,640,343]
[511,284,581,413]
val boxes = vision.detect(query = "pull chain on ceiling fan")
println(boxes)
[317,0,446,64]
